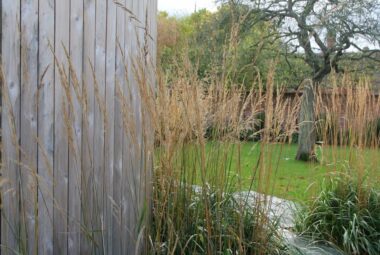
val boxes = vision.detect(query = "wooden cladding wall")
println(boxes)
[0,0,157,254]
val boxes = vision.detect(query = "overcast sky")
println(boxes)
[158,0,218,15]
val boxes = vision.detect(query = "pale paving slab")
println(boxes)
[191,186,345,255]
[234,191,345,255]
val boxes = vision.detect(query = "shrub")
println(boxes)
[295,176,380,255]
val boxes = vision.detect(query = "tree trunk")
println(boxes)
[296,80,317,162]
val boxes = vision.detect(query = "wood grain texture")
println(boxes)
[112,1,125,253]
[68,0,83,253]
[81,0,96,253]
[1,0,157,253]
[121,0,132,251]
[53,0,70,254]
[104,1,117,254]
[1,1,21,254]
[37,0,55,254]
[20,0,39,253]
[94,0,107,253]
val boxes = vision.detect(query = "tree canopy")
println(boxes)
[157,4,311,88]
[158,1,380,89]
[238,0,380,82]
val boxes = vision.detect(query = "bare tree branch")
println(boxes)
[237,0,380,82]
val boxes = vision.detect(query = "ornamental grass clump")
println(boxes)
[295,175,380,255]
[147,52,299,254]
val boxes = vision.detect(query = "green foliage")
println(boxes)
[295,176,380,255]
[157,4,311,88]
[157,11,185,73]
[150,184,289,254]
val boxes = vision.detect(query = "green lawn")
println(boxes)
[156,141,380,203]
[225,142,380,202]
[226,142,327,202]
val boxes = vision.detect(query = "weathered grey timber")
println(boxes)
[0,0,157,254]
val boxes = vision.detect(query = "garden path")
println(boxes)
[235,191,345,255]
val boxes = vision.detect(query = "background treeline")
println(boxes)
[157,3,379,89]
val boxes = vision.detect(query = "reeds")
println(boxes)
[294,74,380,254]
[148,53,380,254]
[147,54,302,254]
[2,15,380,255]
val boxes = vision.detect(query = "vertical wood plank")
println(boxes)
[94,0,107,253]
[133,0,142,250]
[20,0,39,253]
[81,0,96,253]
[138,0,147,199]
[131,0,146,251]
[1,1,21,254]
[53,0,70,253]
[112,1,125,253]
[104,1,117,254]
[37,0,55,253]
[137,0,147,250]
[68,0,83,253]
[152,0,158,68]
[122,0,134,251]
[1,1,157,253]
